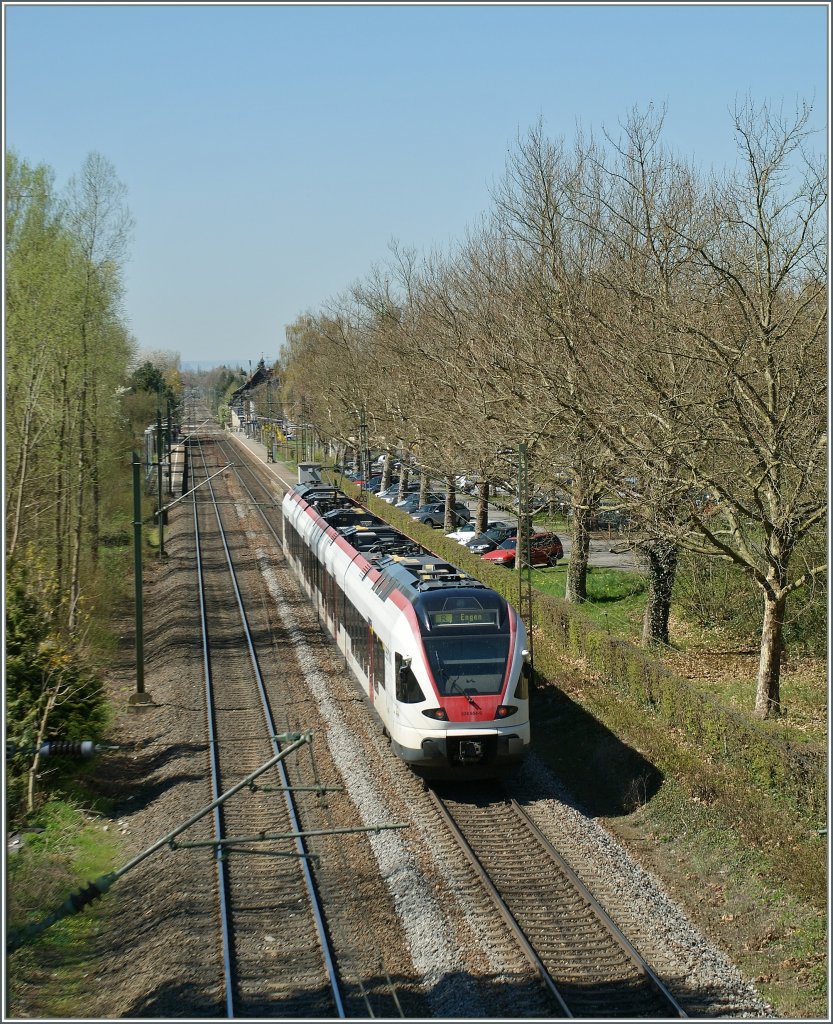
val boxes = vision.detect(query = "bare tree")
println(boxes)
[492,124,617,603]
[681,100,826,716]
[572,105,706,644]
[588,101,827,713]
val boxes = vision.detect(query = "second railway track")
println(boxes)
[188,433,342,1017]
[182,428,414,1018]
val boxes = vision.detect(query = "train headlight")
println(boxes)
[495,705,518,718]
[422,708,449,721]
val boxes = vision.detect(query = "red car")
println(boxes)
[481,532,564,568]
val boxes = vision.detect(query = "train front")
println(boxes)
[392,588,531,779]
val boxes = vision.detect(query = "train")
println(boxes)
[281,483,531,779]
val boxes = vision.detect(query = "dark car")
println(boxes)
[365,474,399,494]
[464,523,518,554]
[395,492,445,513]
[595,508,630,531]
[410,500,471,528]
[481,532,563,568]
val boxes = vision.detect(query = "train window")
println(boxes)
[395,654,424,703]
[423,636,510,696]
[344,595,370,674]
[515,665,529,701]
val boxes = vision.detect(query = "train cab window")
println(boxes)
[423,636,510,696]
[395,654,424,704]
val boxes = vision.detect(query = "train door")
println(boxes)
[324,569,337,636]
[368,626,376,703]
[370,629,386,707]
[389,655,403,729]
[372,646,394,734]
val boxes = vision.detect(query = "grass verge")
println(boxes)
[6,799,122,1017]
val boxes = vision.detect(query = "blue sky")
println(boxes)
[4,2,829,369]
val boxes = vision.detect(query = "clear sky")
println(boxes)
[4,2,829,369]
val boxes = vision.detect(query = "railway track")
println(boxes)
[186,433,343,1017]
[430,782,687,1019]
[182,430,411,1018]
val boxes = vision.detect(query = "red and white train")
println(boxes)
[282,484,531,779]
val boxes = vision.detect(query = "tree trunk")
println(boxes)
[565,506,591,603]
[68,448,85,630]
[397,463,410,503]
[6,348,50,559]
[27,683,60,814]
[641,541,678,647]
[418,469,430,505]
[476,481,490,534]
[54,362,70,597]
[69,326,89,631]
[380,450,394,491]
[755,586,786,718]
[444,477,457,532]
[7,402,33,560]
[90,379,100,566]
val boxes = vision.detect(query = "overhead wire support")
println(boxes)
[517,442,535,671]
[6,737,314,954]
[159,462,233,514]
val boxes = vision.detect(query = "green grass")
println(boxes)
[529,562,826,743]
[660,620,827,747]
[528,563,648,639]
[533,686,829,1020]
[6,799,123,1017]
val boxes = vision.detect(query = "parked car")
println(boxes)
[481,532,563,568]
[411,501,471,528]
[596,508,630,531]
[365,474,399,494]
[464,523,518,554]
[395,492,445,513]
[445,522,479,544]
[379,480,420,503]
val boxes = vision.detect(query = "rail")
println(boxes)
[190,435,346,1017]
[428,784,687,1019]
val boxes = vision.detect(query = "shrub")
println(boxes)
[5,559,108,818]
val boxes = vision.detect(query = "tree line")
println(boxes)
[6,150,137,626]
[5,150,184,813]
[277,100,827,720]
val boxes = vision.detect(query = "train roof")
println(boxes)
[288,483,494,603]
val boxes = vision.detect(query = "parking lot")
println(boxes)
[471,510,647,573]
[365,474,646,574]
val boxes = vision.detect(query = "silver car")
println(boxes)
[410,501,471,528]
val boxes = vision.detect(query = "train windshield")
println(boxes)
[423,636,510,696]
